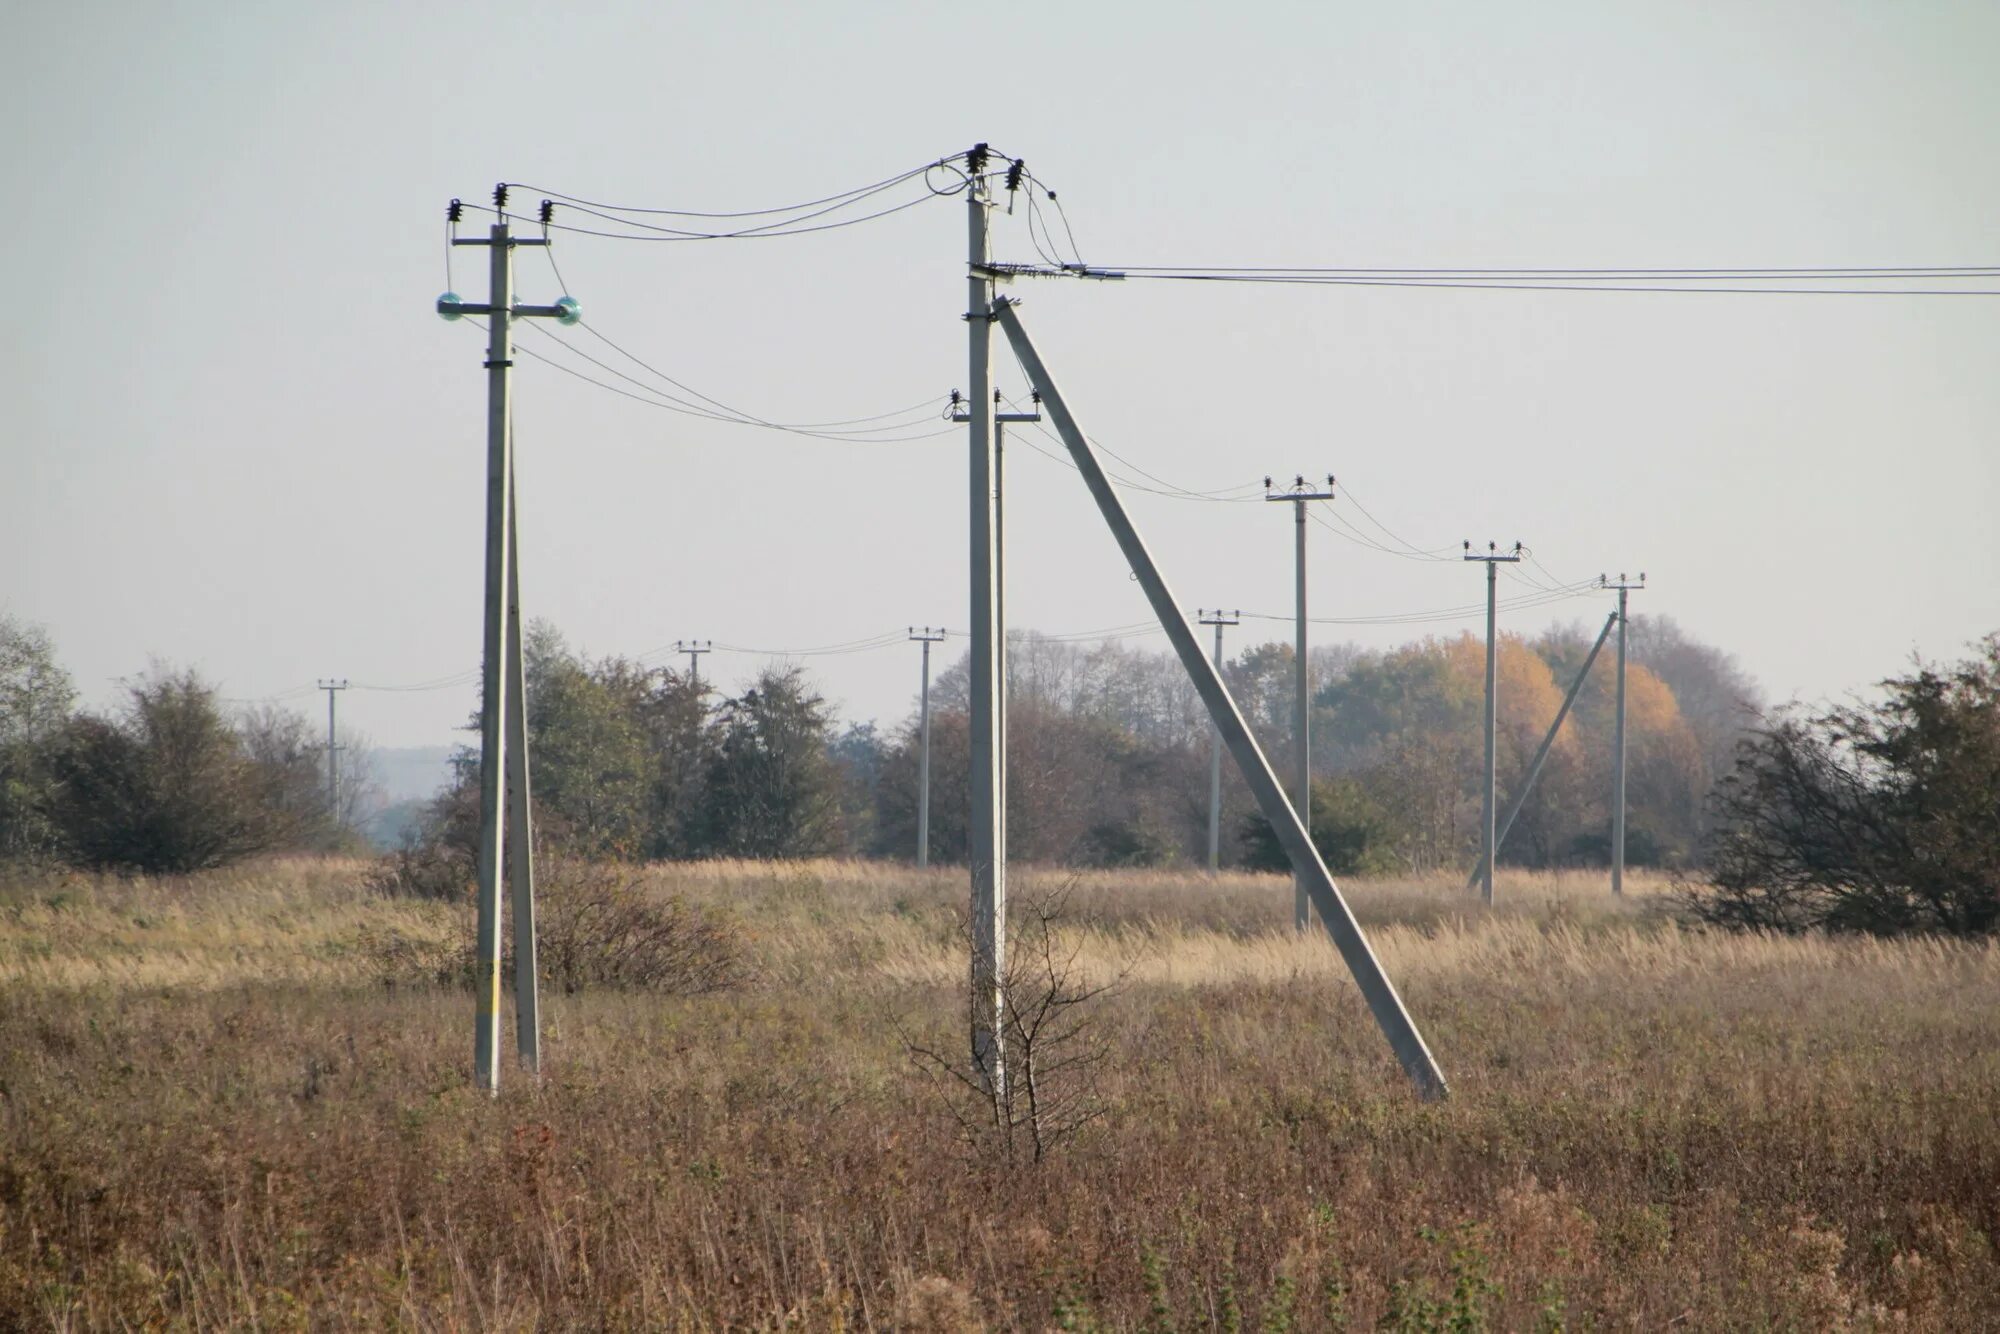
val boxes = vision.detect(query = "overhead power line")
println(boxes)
[1022,265,2000,296]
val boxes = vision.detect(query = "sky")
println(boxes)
[5,1,1997,750]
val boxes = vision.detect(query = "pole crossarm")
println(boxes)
[1465,609,1616,890]
[994,298,1449,1101]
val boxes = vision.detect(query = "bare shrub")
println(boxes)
[363,856,748,995]
[905,881,1127,1163]
[361,840,472,902]
[535,857,749,994]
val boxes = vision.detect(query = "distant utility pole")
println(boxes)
[953,386,1041,875]
[1197,609,1241,874]
[1600,572,1647,896]
[436,188,579,1093]
[317,679,348,821]
[1464,541,1523,905]
[675,639,712,684]
[909,626,948,868]
[1266,474,1336,932]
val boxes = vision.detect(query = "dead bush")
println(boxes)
[362,841,472,902]
[535,857,749,994]
[363,856,748,995]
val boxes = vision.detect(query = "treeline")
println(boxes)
[898,615,1756,873]
[401,614,1758,876]
[10,609,1995,939]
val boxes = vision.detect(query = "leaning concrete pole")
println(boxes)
[996,299,1448,1101]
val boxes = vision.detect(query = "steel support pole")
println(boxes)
[1612,587,1629,896]
[472,221,513,1092]
[1481,561,1499,905]
[504,478,540,1073]
[965,177,1005,1092]
[1209,619,1225,873]
[1467,610,1615,891]
[996,300,1448,1100]
[917,635,934,868]
[1294,499,1311,931]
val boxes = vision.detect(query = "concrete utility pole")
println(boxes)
[1601,573,1646,896]
[909,626,947,868]
[952,387,1041,880]
[1197,610,1240,874]
[1464,541,1522,905]
[1465,610,1616,892]
[963,146,1005,1095]
[1265,474,1335,931]
[996,299,1448,1100]
[436,189,578,1092]
[316,679,348,822]
[675,639,712,685]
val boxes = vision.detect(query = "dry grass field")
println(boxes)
[2,857,1996,1329]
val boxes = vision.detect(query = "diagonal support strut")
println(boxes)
[1465,609,1616,892]
[993,299,1449,1101]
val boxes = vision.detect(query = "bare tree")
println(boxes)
[904,883,1129,1164]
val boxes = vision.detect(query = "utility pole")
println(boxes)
[1601,572,1647,896]
[1265,474,1335,932]
[675,639,712,684]
[316,679,348,823]
[1464,541,1522,905]
[436,189,578,1092]
[963,146,1005,1096]
[1198,610,1240,874]
[1466,609,1616,891]
[909,626,947,867]
[953,386,1041,876]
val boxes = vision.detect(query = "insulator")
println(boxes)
[1005,159,1024,192]
[446,198,463,223]
[539,199,554,225]
[493,184,508,210]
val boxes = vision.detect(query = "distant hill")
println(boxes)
[356,746,457,851]
[370,746,456,805]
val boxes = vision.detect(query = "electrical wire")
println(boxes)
[1329,482,1460,562]
[1099,270,2000,297]
[458,316,957,445]
[507,158,963,220]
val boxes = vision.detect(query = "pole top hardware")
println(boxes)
[1264,473,1336,502]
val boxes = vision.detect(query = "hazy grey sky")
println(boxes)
[6,1,1996,747]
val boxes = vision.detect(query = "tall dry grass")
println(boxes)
[0,856,1995,1328]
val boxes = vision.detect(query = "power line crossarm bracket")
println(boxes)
[993,298,1449,1101]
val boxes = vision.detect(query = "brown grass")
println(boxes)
[1,856,1995,1329]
